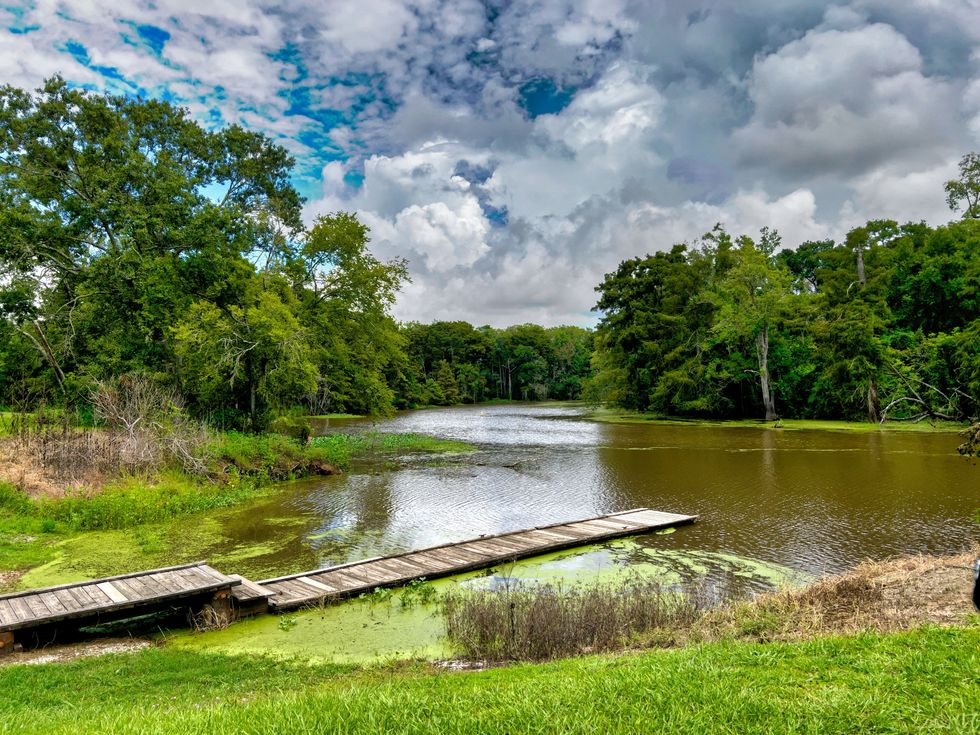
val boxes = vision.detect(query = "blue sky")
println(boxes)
[1,1,978,325]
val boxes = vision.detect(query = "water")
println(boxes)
[26,403,976,595]
[199,404,979,587]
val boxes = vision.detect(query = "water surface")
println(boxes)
[211,404,978,584]
[25,404,976,595]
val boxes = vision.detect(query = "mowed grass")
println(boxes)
[0,626,977,734]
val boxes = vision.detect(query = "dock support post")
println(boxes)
[0,631,16,656]
[208,588,233,626]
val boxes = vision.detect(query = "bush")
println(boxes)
[442,578,711,662]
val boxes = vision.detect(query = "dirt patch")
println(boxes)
[0,569,25,593]
[0,638,156,667]
[0,439,83,499]
[688,547,980,644]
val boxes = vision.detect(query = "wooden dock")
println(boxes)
[0,562,240,654]
[259,508,696,611]
[0,508,696,653]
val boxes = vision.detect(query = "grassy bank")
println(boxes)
[587,407,968,433]
[0,430,475,585]
[0,626,976,734]
[312,432,475,458]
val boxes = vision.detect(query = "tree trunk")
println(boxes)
[756,327,776,421]
[22,321,66,389]
[856,246,866,290]
[867,376,881,423]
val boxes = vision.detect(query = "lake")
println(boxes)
[186,403,977,594]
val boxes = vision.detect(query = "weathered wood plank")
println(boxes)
[38,592,69,615]
[79,584,112,606]
[52,589,83,613]
[9,597,32,622]
[111,579,142,602]
[0,600,16,626]
[24,595,50,619]
[227,575,276,602]
[95,582,128,605]
[296,576,337,594]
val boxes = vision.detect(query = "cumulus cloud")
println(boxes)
[734,22,964,176]
[2,0,980,325]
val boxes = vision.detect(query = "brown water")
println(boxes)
[193,404,978,593]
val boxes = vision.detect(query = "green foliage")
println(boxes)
[399,578,437,608]
[396,321,593,407]
[310,432,474,461]
[945,152,980,219]
[0,79,409,423]
[26,473,265,531]
[592,212,980,422]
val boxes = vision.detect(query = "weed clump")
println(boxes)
[442,577,711,662]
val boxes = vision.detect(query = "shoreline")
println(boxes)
[583,407,968,433]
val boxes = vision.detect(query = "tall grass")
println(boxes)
[442,578,712,661]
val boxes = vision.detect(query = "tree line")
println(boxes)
[587,155,980,422]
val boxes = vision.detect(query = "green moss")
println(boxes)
[311,432,475,458]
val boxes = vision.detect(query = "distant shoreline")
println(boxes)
[584,408,967,434]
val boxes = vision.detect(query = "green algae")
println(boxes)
[17,516,226,589]
[169,540,803,665]
[170,589,453,664]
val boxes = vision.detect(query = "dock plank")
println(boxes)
[0,562,242,639]
[262,507,697,610]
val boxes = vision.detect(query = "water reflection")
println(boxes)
[204,404,978,587]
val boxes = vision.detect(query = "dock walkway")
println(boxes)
[260,508,696,611]
[0,562,240,654]
[0,508,696,653]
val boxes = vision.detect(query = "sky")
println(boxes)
[2,1,979,327]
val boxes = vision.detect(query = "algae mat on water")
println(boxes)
[169,539,801,664]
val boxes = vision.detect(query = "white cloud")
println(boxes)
[4,0,980,326]
[734,23,964,176]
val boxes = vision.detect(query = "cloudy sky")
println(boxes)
[2,1,979,326]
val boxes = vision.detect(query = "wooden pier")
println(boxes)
[0,562,240,654]
[261,508,695,610]
[0,508,696,653]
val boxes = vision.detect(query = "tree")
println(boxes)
[711,235,793,421]
[434,360,460,405]
[295,213,408,417]
[945,152,980,219]
[173,284,318,428]
[0,77,302,404]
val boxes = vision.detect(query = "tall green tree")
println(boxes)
[0,77,302,404]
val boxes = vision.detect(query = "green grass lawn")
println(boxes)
[0,626,976,734]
